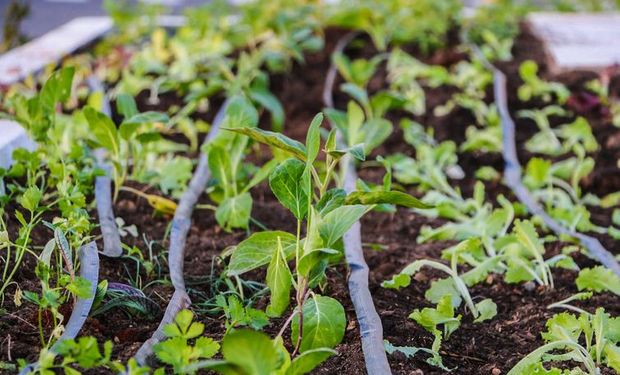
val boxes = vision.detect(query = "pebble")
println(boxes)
[492,368,501,375]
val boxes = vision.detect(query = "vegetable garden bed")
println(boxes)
[1,1,620,374]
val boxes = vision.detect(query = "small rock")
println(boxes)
[606,132,620,149]
[492,368,501,375]
[117,199,136,213]
[523,281,536,292]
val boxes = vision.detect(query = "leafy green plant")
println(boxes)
[383,238,497,322]
[84,94,169,201]
[385,294,459,370]
[518,60,570,104]
[204,95,277,231]
[153,309,220,374]
[509,308,620,374]
[224,112,427,363]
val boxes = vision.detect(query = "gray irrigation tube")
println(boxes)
[86,76,123,258]
[323,32,393,375]
[134,98,230,365]
[19,241,100,374]
[463,37,620,277]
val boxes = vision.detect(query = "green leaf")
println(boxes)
[316,188,346,216]
[605,344,620,371]
[215,193,253,232]
[228,231,296,276]
[410,294,461,339]
[66,276,93,299]
[344,190,431,208]
[425,278,462,307]
[291,295,346,352]
[318,205,367,247]
[266,237,292,317]
[249,88,284,131]
[123,111,169,126]
[286,348,336,375]
[224,127,306,160]
[473,299,497,323]
[19,185,42,212]
[116,93,138,119]
[223,95,259,129]
[269,158,308,220]
[305,113,323,164]
[576,266,620,296]
[381,273,411,290]
[84,106,119,156]
[221,330,280,375]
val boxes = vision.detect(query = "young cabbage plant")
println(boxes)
[224,113,428,362]
[84,94,169,201]
[509,308,620,375]
[523,156,605,234]
[517,60,570,104]
[519,106,598,156]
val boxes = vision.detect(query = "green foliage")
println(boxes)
[153,309,220,374]
[518,60,570,104]
[576,266,620,296]
[509,308,620,374]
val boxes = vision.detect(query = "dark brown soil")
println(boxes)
[1,24,620,375]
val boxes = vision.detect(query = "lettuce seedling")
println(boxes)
[385,294,460,371]
[383,238,497,322]
[517,60,570,104]
[509,308,620,374]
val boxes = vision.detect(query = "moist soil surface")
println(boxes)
[2,25,620,375]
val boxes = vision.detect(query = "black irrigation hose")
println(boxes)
[86,76,123,258]
[323,32,393,375]
[134,98,230,365]
[464,39,620,277]
[19,241,100,374]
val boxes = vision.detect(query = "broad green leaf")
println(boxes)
[576,266,620,296]
[316,188,346,216]
[344,191,431,208]
[228,231,296,275]
[223,95,259,129]
[514,220,545,256]
[221,330,279,375]
[318,205,367,247]
[298,248,339,277]
[474,299,497,323]
[116,93,138,119]
[266,238,292,317]
[84,106,119,156]
[269,158,308,220]
[605,344,620,371]
[425,278,462,307]
[224,127,306,160]
[19,185,42,212]
[215,193,252,232]
[286,348,336,375]
[291,295,346,352]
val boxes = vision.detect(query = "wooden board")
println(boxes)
[0,17,112,86]
[527,12,620,73]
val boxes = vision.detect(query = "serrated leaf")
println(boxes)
[576,266,620,296]
[221,329,280,375]
[474,299,497,323]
